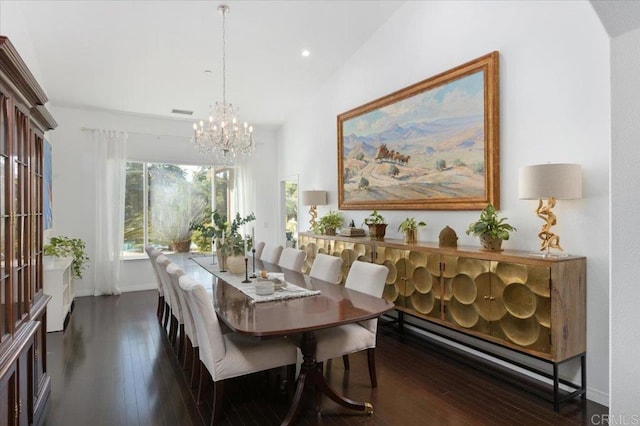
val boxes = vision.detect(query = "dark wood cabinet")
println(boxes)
[0,36,56,425]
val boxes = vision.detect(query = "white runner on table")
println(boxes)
[190,255,320,303]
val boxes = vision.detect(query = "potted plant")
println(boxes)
[466,204,517,251]
[363,210,388,240]
[152,180,207,253]
[191,210,256,273]
[318,210,343,236]
[44,236,90,280]
[398,217,426,243]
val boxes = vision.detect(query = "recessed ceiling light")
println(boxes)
[301,49,311,57]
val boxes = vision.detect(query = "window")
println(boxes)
[123,162,232,256]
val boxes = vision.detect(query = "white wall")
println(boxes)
[610,27,640,416]
[46,105,279,295]
[278,1,610,405]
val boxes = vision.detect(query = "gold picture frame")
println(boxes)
[338,51,500,210]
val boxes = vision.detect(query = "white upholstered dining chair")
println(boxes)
[179,274,298,424]
[166,263,188,361]
[277,247,306,272]
[313,260,388,388]
[309,253,343,284]
[253,241,265,260]
[155,254,174,333]
[259,243,283,265]
[169,263,202,388]
[144,246,165,323]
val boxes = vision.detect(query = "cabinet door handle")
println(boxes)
[483,296,496,301]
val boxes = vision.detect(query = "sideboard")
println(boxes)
[298,232,586,411]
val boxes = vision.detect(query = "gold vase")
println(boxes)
[403,229,417,244]
[480,234,503,251]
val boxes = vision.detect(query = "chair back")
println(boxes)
[180,275,226,379]
[345,261,388,332]
[260,244,283,264]
[254,241,265,260]
[278,248,306,272]
[166,263,186,324]
[173,270,198,346]
[310,253,343,284]
[145,246,163,295]
[155,254,173,308]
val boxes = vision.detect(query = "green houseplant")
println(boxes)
[398,217,426,243]
[44,236,90,279]
[466,204,516,251]
[363,210,387,240]
[191,210,256,255]
[318,210,343,236]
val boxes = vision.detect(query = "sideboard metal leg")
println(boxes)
[553,362,560,413]
[581,354,587,401]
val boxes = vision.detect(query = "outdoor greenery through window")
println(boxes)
[123,162,233,256]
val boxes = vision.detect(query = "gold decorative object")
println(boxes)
[301,190,327,230]
[367,224,387,240]
[519,163,582,255]
[439,226,458,248]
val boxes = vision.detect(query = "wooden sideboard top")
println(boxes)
[298,232,586,264]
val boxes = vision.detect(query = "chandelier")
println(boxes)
[193,4,254,164]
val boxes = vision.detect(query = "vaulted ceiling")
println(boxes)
[8,1,639,129]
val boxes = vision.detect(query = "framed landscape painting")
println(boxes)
[338,51,499,210]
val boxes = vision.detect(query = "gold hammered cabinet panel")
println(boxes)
[443,258,552,354]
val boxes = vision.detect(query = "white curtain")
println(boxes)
[233,165,248,219]
[93,130,127,295]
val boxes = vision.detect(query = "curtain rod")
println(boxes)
[80,127,190,140]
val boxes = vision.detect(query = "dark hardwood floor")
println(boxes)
[42,291,605,426]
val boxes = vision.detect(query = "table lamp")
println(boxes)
[301,190,327,230]
[518,163,582,256]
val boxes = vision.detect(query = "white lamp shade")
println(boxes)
[302,190,327,206]
[519,163,582,200]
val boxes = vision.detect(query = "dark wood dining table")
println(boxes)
[189,255,394,425]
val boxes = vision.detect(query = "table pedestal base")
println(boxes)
[281,332,374,425]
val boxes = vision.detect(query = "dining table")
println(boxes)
[176,253,394,426]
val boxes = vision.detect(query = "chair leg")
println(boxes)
[183,337,192,371]
[169,317,178,350]
[197,363,209,406]
[191,348,200,390]
[367,348,377,388]
[177,323,185,359]
[342,354,350,370]
[211,380,224,426]
[315,362,323,412]
[286,364,296,396]
[163,304,171,330]
[157,295,164,322]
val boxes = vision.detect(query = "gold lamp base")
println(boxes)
[536,197,563,255]
[308,205,318,230]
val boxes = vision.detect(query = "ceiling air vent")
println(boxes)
[171,109,193,115]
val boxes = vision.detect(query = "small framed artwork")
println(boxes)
[338,51,500,210]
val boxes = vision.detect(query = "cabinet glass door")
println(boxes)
[0,95,9,342]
